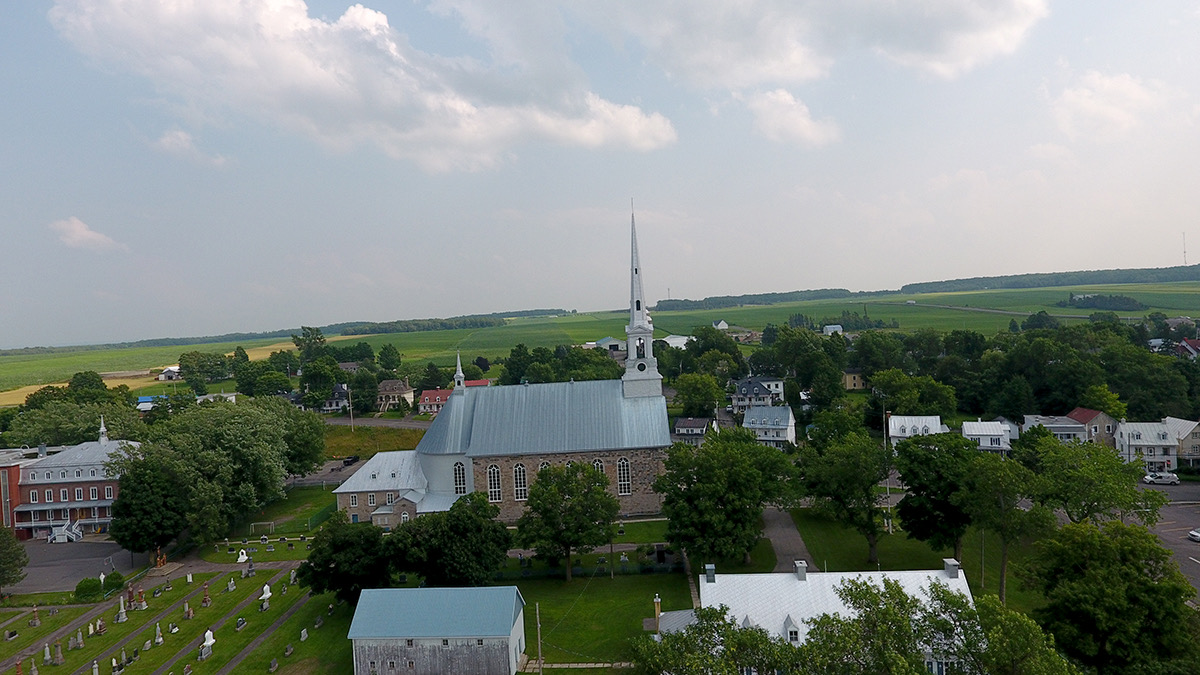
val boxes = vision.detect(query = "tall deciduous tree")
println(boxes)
[800,431,891,564]
[296,511,390,603]
[516,464,619,582]
[1032,437,1165,526]
[1021,521,1198,674]
[291,326,327,363]
[894,433,976,561]
[672,372,725,417]
[0,526,28,596]
[8,400,145,446]
[958,453,1054,604]
[390,492,511,587]
[655,429,795,565]
[244,396,325,476]
[107,443,190,554]
[630,605,790,675]
[378,343,401,371]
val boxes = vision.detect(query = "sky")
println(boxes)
[2,1,1199,348]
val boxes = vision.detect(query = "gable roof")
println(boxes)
[961,421,1008,437]
[888,415,945,436]
[333,451,427,495]
[1066,407,1105,424]
[420,389,454,402]
[1163,416,1199,440]
[349,587,524,639]
[417,379,669,458]
[743,406,794,430]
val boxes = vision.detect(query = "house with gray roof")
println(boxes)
[349,586,526,675]
[729,376,785,414]
[742,405,796,448]
[888,415,950,447]
[335,216,671,523]
[1117,420,1178,473]
[961,419,1012,453]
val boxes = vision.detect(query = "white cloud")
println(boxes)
[153,129,227,166]
[49,0,675,171]
[47,217,128,253]
[744,89,839,146]
[1052,71,1174,141]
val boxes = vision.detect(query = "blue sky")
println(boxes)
[2,1,1198,348]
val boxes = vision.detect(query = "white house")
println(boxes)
[961,420,1012,453]
[729,376,785,414]
[1022,415,1086,442]
[887,415,949,446]
[660,559,972,673]
[157,366,181,381]
[822,324,843,336]
[1116,421,1177,473]
[712,320,729,331]
[743,405,796,448]
[348,587,526,675]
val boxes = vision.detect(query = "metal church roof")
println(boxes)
[348,587,525,639]
[417,379,670,457]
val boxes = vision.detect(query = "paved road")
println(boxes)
[1143,481,1200,595]
[10,538,143,594]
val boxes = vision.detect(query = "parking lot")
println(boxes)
[10,536,141,594]
[1143,481,1200,595]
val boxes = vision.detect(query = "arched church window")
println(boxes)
[513,464,528,501]
[593,459,604,475]
[617,458,631,496]
[487,465,502,502]
[453,462,467,495]
[539,461,550,473]
[636,338,646,359]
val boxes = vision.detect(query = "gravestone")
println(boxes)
[237,549,248,563]
[121,648,127,665]
[68,636,77,651]
[300,628,308,642]
[281,583,288,595]
[5,630,18,641]
[170,622,179,634]
[155,622,164,646]
[260,535,269,544]
[236,617,248,632]
[184,664,193,675]
[289,569,297,585]
[30,658,39,675]
[165,579,173,591]
[136,588,148,610]
[287,542,294,550]
[152,587,162,598]
[269,658,278,673]
[53,641,64,665]
[186,573,193,583]
[43,643,51,665]
[132,648,139,662]
[96,617,107,635]
[115,596,127,623]
[28,605,40,627]
[284,644,293,657]
[201,584,212,608]
[266,545,275,552]
[142,640,151,652]
[92,661,99,675]
[88,622,94,636]
[77,628,84,648]
[299,535,306,541]
[247,558,256,577]
[314,616,324,629]
[226,577,236,593]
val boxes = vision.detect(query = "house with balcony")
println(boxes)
[729,376,785,414]
[1116,421,1176,473]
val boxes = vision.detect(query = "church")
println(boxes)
[335,218,671,524]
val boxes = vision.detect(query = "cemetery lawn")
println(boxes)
[3,606,90,659]
[0,590,77,608]
[230,485,337,537]
[516,573,691,664]
[792,508,1043,615]
[612,519,667,545]
[233,591,354,674]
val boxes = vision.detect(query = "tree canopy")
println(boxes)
[296,511,390,603]
[516,463,619,581]
[893,433,976,561]
[389,492,511,586]
[0,526,28,595]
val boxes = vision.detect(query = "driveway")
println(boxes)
[10,536,141,594]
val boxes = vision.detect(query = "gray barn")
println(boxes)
[348,586,526,675]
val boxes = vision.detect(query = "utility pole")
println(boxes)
[536,602,543,675]
[347,385,355,433]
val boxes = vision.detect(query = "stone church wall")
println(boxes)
[472,447,666,522]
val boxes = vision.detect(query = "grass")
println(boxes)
[234,591,354,675]
[230,486,337,537]
[516,573,692,663]
[323,426,424,461]
[691,538,777,575]
[613,520,668,545]
[0,590,78,608]
[12,281,1200,399]
[792,508,1043,615]
[0,605,90,658]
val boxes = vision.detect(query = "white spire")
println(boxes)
[623,203,662,398]
[453,350,465,391]
[629,206,651,331]
[99,415,108,444]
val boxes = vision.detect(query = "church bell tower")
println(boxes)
[623,209,663,398]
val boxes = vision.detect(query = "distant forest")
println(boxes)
[1055,294,1148,311]
[338,309,568,336]
[654,289,870,311]
[900,264,1200,294]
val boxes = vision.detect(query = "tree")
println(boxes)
[390,492,511,586]
[672,373,725,417]
[848,330,909,377]
[987,375,1036,422]
[1077,383,1128,420]
[299,355,339,409]
[291,326,327,363]
[893,433,976,561]
[296,511,390,603]
[418,362,449,392]
[473,356,490,373]
[800,431,891,564]
[254,371,293,397]
[1021,522,1198,674]
[1032,437,1165,526]
[499,344,534,385]
[1022,311,1062,331]
[655,429,795,565]
[0,526,28,596]
[516,463,619,581]
[267,349,300,376]
[108,443,190,554]
[23,385,68,410]
[798,576,931,674]
[868,369,957,418]
[8,400,145,446]
[234,360,271,397]
[377,343,401,371]
[350,369,379,415]
[957,453,1054,604]
[630,605,791,675]
[245,396,326,476]
[232,346,249,364]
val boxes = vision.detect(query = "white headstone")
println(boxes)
[300,628,308,642]
[99,572,105,587]
[186,573,193,584]
[236,549,248,564]
[203,629,215,648]
[259,584,272,601]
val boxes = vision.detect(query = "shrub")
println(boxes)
[74,577,103,602]
[102,570,124,595]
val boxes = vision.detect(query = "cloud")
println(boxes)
[47,217,128,253]
[1052,71,1175,141]
[153,129,227,165]
[743,89,839,146]
[49,0,676,171]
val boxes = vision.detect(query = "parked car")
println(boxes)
[1188,528,1200,543]
[1143,472,1180,485]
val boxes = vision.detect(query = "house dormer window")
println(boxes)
[788,629,799,642]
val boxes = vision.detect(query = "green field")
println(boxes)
[8,281,1200,397]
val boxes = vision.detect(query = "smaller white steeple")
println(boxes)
[99,416,109,444]
[453,351,466,391]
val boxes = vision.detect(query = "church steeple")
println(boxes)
[99,416,108,444]
[453,351,465,391]
[623,206,662,398]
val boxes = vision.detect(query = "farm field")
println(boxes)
[7,281,1200,400]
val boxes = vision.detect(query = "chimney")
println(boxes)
[704,564,716,584]
[793,560,807,581]
[943,558,960,579]
[653,594,661,633]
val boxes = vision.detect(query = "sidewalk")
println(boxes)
[763,507,813,573]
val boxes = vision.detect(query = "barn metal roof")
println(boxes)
[417,379,670,457]
[348,587,525,639]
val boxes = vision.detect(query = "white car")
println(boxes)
[1143,472,1180,485]
[1189,528,1200,543]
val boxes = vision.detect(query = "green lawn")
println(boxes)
[324,425,424,460]
[690,538,777,575]
[229,485,337,537]
[792,508,1043,615]
[516,573,692,664]
[232,591,354,675]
